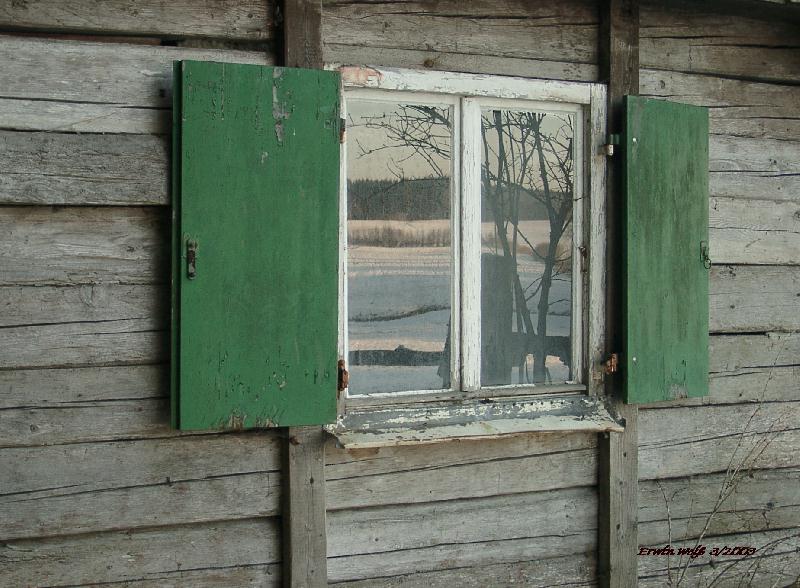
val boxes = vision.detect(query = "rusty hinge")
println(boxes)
[604,353,619,375]
[337,358,349,392]
[339,118,346,144]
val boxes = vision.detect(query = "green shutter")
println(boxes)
[172,61,341,430]
[623,96,709,403]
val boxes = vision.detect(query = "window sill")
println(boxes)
[326,393,623,448]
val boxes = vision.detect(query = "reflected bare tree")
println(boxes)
[351,105,575,384]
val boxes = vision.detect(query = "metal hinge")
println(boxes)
[339,117,346,144]
[337,358,349,392]
[603,133,620,157]
[604,353,619,375]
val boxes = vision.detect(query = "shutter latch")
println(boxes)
[186,240,198,280]
[604,353,619,375]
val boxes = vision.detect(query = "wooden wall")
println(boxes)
[1,1,798,586]
[636,2,800,585]
[0,4,284,586]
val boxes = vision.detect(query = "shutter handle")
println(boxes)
[186,240,198,279]
[700,241,711,269]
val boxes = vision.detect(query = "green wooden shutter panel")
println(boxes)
[623,96,709,403]
[171,61,341,430]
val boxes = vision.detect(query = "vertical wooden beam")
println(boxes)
[281,3,328,587]
[283,0,323,70]
[282,427,328,588]
[598,1,639,587]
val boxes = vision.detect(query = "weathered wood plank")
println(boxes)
[0,319,165,369]
[328,488,597,583]
[282,427,328,588]
[321,0,599,80]
[709,196,800,265]
[0,284,162,328]
[324,45,599,82]
[639,468,800,544]
[328,554,595,588]
[637,528,800,587]
[1,471,280,540]
[1,400,169,446]
[710,332,800,372]
[639,402,800,479]
[327,442,596,510]
[710,172,800,202]
[640,69,800,121]
[328,487,595,559]
[0,0,272,40]
[325,431,596,480]
[0,36,272,134]
[0,365,163,408]
[0,206,166,286]
[710,265,800,333]
[710,135,800,174]
[0,518,281,587]
[2,433,281,496]
[0,131,168,205]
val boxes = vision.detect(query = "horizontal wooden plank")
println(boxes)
[639,402,800,479]
[0,365,164,408]
[325,45,598,82]
[328,553,595,587]
[327,442,596,510]
[640,69,800,121]
[0,131,168,205]
[0,0,272,41]
[637,528,800,587]
[710,332,800,372]
[639,468,800,544]
[0,206,166,286]
[1,471,280,540]
[0,518,281,587]
[328,490,596,583]
[328,487,595,558]
[326,430,595,480]
[0,284,162,328]
[322,0,598,79]
[710,171,799,202]
[1,399,169,447]
[0,36,272,134]
[710,265,800,333]
[2,433,281,496]
[710,196,800,265]
[710,135,800,174]
[0,319,166,369]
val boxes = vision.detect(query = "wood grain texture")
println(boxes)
[710,265,800,333]
[0,518,281,587]
[0,131,168,205]
[0,0,272,40]
[321,0,599,81]
[639,401,800,480]
[0,36,272,134]
[285,0,323,68]
[1,433,281,540]
[637,528,800,587]
[327,488,596,583]
[0,206,166,286]
[639,467,800,544]
[709,197,800,265]
[328,553,595,587]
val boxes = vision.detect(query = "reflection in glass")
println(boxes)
[480,109,574,386]
[347,101,452,394]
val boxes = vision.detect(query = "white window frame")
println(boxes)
[336,67,607,412]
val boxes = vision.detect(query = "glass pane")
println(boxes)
[347,101,453,394]
[480,109,575,386]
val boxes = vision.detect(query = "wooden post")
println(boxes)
[598,1,639,587]
[281,2,328,587]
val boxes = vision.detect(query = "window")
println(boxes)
[338,69,608,408]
